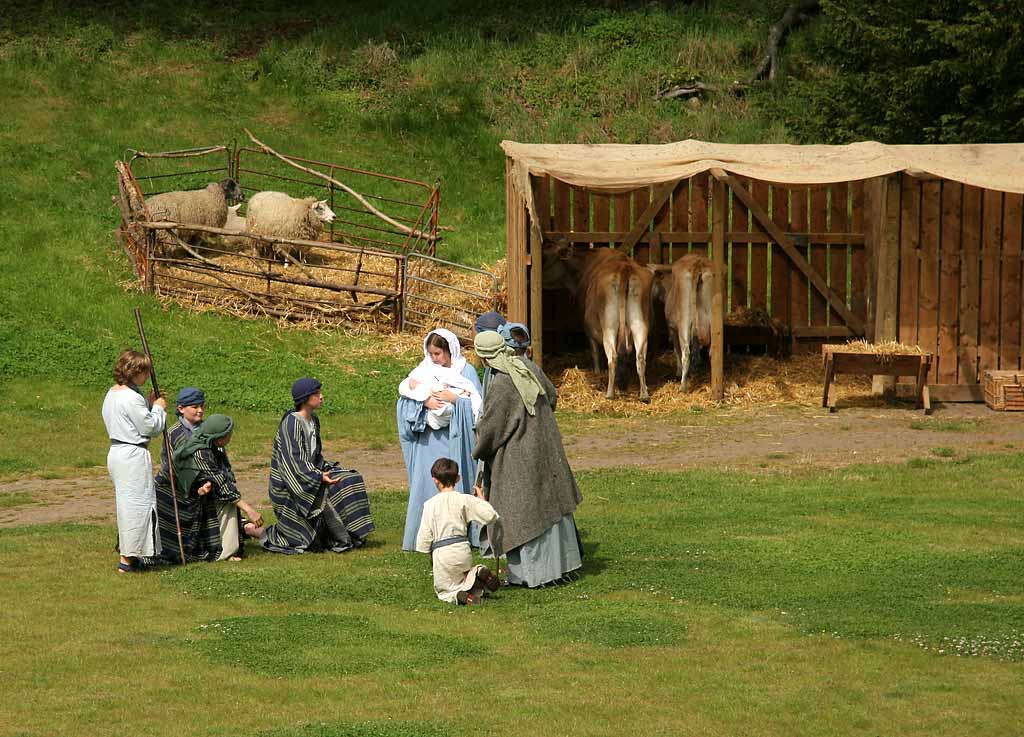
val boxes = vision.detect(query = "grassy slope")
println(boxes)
[0,2,790,475]
[2,457,1023,736]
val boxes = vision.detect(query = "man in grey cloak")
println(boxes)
[472,330,583,587]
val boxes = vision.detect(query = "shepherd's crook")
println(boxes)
[134,308,186,565]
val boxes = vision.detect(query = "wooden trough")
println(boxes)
[821,344,933,414]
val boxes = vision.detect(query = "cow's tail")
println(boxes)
[618,265,632,354]
[694,265,713,346]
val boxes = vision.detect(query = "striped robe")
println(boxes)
[155,422,221,563]
[262,412,374,554]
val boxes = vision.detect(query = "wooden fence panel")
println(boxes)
[592,192,610,245]
[898,177,921,346]
[691,174,709,257]
[1000,193,1023,370]
[979,189,1003,373]
[937,182,962,383]
[809,186,829,326]
[553,179,571,232]
[671,178,690,262]
[850,180,867,321]
[533,174,551,232]
[770,185,791,323]
[613,191,631,242]
[791,187,809,327]
[632,186,650,262]
[730,178,750,311]
[572,186,589,234]
[652,183,672,264]
[749,179,770,310]
[918,181,941,362]
[958,185,982,384]
[829,181,850,326]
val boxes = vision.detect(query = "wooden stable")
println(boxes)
[503,142,1024,403]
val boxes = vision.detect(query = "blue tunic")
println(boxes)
[397,363,481,551]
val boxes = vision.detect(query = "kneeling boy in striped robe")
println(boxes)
[255,377,374,554]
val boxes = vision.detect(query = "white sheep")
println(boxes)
[206,204,247,252]
[144,178,243,254]
[244,191,336,262]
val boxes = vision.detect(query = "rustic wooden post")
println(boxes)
[871,173,902,395]
[144,228,156,294]
[711,175,727,401]
[529,220,544,368]
[505,158,528,325]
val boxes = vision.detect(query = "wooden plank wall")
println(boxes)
[529,173,868,339]
[515,168,1024,384]
[897,176,1024,384]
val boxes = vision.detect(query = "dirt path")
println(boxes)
[2,403,1021,528]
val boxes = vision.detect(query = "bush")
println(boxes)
[784,0,1024,143]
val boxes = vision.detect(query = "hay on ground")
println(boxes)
[548,350,881,416]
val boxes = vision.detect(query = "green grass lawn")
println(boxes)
[2,455,1023,736]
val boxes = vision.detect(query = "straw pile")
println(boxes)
[147,235,501,334]
[549,350,878,416]
[836,339,925,356]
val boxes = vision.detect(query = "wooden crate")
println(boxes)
[983,370,1024,411]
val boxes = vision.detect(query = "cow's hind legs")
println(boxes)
[635,335,650,403]
[602,331,617,399]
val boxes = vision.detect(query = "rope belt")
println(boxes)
[110,439,149,449]
[430,535,468,552]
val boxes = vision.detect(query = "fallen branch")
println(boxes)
[751,0,821,83]
[243,128,437,243]
[654,81,746,101]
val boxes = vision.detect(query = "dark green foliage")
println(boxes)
[784,0,1024,143]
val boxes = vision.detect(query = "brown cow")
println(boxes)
[652,254,714,391]
[544,239,654,402]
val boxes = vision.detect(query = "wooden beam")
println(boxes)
[791,326,856,338]
[871,174,902,394]
[709,168,867,336]
[711,176,726,401]
[543,230,865,246]
[620,180,679,252]
[894,383,983,403]
[529,218,544,367]
[506,159,527,324]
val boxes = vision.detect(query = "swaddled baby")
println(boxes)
[398,372,466,429]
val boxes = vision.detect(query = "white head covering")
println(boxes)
[398,329,482,420]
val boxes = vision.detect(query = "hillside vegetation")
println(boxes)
[0,1,794,473]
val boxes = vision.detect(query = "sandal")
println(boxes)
[117,561,137,574]
[477,566,501,593]
[456,591,481,606]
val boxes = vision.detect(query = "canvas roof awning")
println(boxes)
[502,139,1024,236]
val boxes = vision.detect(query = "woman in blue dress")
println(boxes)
[397,329,482,551]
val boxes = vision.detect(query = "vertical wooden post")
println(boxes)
[145,229,156,294]
[711,176,727,401]
[529,221,544,367]
[505,158,528,325]
[872,173,902,395]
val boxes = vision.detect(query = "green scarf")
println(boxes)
[474,330,545,416]
[172,414,234,493]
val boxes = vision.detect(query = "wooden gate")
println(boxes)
[517,170,870,355]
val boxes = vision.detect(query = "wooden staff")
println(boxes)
[134,307,186,565]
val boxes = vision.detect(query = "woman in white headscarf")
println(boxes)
[397,329,482,551]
